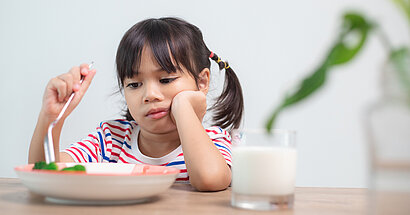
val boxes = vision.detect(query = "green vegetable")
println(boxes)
[33,161,85,172]
[33,161,47,170]
[42,162,59,170]
[61,165,86,172]
[33,161,58,171]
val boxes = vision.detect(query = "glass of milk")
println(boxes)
[231,129,297,211]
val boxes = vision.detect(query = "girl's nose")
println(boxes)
[143,82,164,103]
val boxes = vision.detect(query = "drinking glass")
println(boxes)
[231,129,297,211]
[365,60,410,215]
[366,99,410,215]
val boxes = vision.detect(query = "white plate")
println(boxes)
[15,163,179,205]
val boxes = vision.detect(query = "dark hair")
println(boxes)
[115,17,244,130]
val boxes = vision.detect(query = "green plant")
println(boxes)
[265,1,410,132]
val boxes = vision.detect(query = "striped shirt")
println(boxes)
[62,119,232,182]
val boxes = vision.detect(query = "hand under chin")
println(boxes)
[171,91,207,123]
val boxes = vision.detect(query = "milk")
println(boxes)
[232,146,297,196]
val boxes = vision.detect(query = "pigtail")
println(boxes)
[209,52,244,130]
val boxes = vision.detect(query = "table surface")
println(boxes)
[0,177,368,215]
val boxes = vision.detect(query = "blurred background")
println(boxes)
[0,0,408,188]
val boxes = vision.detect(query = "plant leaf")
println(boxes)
[392,0,410,23]
[265,12,372,132]
[390,47,410,95]
[327,13,371,66]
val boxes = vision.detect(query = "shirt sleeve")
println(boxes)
[205,126,232,167]
[62,119,135,163]
[62,130,103,163]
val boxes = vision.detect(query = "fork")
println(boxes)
[44,62,94,163]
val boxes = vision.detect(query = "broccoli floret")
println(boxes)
[33,161,47,170]
[42,162,58,170]
[61,165,86,172]
[33,161,58,170]
[33,161,85,172]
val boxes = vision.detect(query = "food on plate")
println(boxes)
[61,165,86,172]
[33,161,58,170]
[33,161,85,172]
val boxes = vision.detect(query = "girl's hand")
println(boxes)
[40,63,96,123]
[170,90,231,191]
[170,90,207,123]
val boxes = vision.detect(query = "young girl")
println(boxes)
[28,17,244,191]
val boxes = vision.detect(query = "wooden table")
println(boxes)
[0,178,368,215]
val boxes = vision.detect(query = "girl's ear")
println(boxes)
[198,68,210,94]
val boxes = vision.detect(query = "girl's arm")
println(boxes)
[28,64,96,164]
[171,91,231,191]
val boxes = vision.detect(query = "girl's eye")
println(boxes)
[159,77,177,84]
[126,82,142,89]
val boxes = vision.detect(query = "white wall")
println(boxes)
[0,0,408,188]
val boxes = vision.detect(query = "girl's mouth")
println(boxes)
[146,108,169,120]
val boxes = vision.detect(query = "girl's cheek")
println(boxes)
[173,90,187,99]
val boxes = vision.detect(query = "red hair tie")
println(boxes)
[209,52,214,58]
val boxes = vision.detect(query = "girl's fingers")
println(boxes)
[60,63,96,104]
[42,63,95,120]
[79,68,96,94]
[52,77,68,103]
[56,73,74,100]
[79,63,90,76]
[69,65,83,92]
[53,64,85,103]
[70,63,92,93]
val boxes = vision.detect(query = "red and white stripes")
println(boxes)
[63,120,232,182]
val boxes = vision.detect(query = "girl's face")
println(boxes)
[123,46,200,134]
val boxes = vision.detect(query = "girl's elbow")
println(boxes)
[190,171,231,191]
